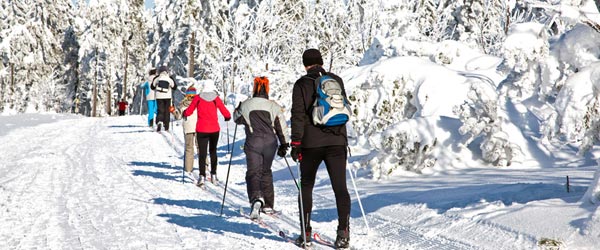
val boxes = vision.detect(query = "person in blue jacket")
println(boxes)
[140,68,157,127]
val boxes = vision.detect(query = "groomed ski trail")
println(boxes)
[161,114,536,250]
[0,115,292,250]
[0,114,542,249]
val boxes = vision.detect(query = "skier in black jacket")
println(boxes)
[234,76,289,219]
[290,48,351,249]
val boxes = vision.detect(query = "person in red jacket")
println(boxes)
[183,79,231,186]
[117,99,128,116]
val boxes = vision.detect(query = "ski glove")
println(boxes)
[277,143,289,157]
[290,141,302,162]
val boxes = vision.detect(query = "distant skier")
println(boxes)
[151,65,176,131]
[117,99,128,116]
[233,76,289,219]
[183,79,231,186]
[140,68,157,127]
[290,49,351,249]
[173,85,199,184]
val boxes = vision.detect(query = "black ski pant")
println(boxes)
[196,132,220,177]
[298,145,350,232]
[156,99,171,130]
[244,135,277,208]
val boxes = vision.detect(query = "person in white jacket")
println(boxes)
[173,85,199,183]
[151,65,176,131]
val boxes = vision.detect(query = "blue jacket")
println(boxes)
[141,81,156,100]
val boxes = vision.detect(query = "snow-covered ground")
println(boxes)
[3,4,600,249]
[0,112,598,250]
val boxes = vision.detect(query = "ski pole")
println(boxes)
[283,157,299,190]
[219,123,237,217]
[170,114,176,171]
[347,162,371,234]
[226,121,230,154]
[296,160,308,248]
[182,131,185,184]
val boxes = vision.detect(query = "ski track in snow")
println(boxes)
[0,115,542,249]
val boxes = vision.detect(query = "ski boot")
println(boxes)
[249,198,264,220]
[294,229,312,248]
[334,228,350,249]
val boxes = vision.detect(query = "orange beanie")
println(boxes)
[253,76,269,95]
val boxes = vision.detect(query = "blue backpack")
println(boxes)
[310,74,352,127]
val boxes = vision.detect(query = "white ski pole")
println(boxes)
[297,161,308,247]
[170,115,175,170]
[170,99,176,171]
[347,162,371,234]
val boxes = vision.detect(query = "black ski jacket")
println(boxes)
[290,66,348,148]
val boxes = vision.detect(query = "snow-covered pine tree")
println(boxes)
[71,0,94,115]
[446,0,509,55]
[306,0,354,72]
[579,94,600,155]
[453,78,523,167]
[451,0,485,49]
[149,0,184,73]
[220,3,254,98]
[348,73,438,177]
[0,0,72,113]
[414,0,438,39]
[152,0,199,77]
[63,23,81,114]
[346,0,381,55]
[350,74,417,138]
[479,0,510,55]
[119,0,148,114]
[198,0,235,97]
[499,22,549,102]
[0,1,9,113]
[581,161,600,204]
[76,0,125,116]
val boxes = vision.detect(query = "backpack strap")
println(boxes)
[300,75,318,113]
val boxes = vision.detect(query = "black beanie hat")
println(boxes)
[302,49,323,67]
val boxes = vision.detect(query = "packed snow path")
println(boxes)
[0,115,596,249]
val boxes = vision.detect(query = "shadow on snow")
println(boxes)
[153,198,282,242]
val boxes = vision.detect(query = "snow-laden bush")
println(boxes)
[453,81,522,166]
[498,22,549,101]
[368,128,437,178]
[349,74,417,137]
[533,22,600,156]
[538,24,600,104]
[349,73,440,177]
[581,161,600,204]
[543,62,600,151]
[578,66,600,154]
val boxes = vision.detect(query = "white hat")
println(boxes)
[200,79,216,93]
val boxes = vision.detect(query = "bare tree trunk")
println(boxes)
[10,63,14,97]
[9,64,15,110]
[505,5,510,34]
[188,31,196,78]
[106,68,112,116]
[123,43,128,100]
[92,49,98,117]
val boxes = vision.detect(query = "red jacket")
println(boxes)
[118,101,128,111]
[183,93,231,133]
